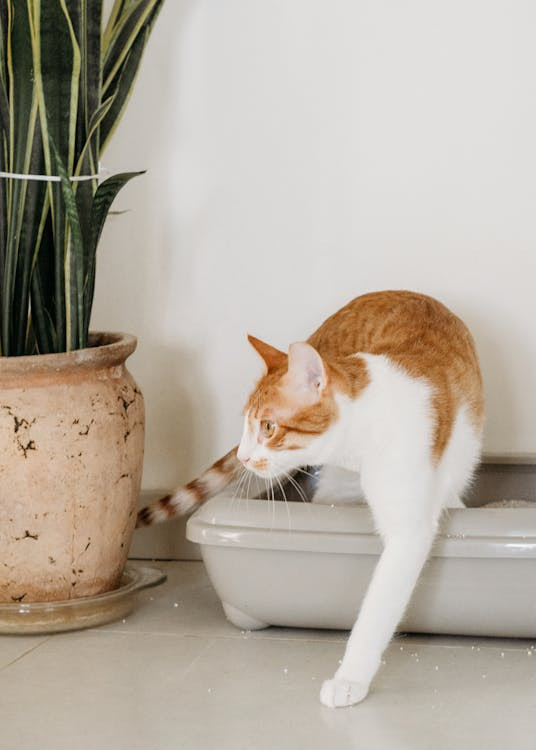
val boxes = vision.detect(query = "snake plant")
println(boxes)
[0,0,164,356]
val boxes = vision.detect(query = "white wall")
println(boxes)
[93,0,536,494]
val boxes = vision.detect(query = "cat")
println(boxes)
[137,290,484,708]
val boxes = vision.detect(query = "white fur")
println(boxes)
[240,353,482,708]
[172,488,199,515]
[237,414,258,465]
[170,468,234,516]
[312,465,366,505]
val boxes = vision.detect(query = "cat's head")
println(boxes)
[237,335,339,478]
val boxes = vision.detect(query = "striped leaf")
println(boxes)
[2,2,42,355]
[51,139,86,350]
[83,170,143,341]
[0,0,164,355]
[102,0,161,95]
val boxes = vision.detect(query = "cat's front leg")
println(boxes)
[320,523,438,708]
[320,677,370,708]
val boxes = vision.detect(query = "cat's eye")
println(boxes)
[260,420,277,438]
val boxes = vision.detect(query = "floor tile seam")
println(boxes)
[84,628,348,645]
[173,633,347,644]
[84,626,535,652]
[0,637,50,673]
[70,628,216,641]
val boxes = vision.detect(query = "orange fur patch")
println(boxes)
[251,458,269,472]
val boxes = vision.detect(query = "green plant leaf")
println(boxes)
[30,231,56,356]
[100,0,164,149]
[29,0,83,351]
[83,170,143,339]
[102,0,129,57]
[13,115,48,354]
[102,0,162,95]
[50,139,86,351]
[73,95,115,259]
[65,0,102,157]
[1,2,43,355]
[99,28,147,152]
[1,0,162,355]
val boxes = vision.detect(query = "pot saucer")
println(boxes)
[0,565,166,635]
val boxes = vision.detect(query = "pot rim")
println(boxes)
[0,332,137,376]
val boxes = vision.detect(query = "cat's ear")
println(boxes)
[287,342,327,396]
[248,335,287,373]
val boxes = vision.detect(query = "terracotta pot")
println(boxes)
[0,333,144,603]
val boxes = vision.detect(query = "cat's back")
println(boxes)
[309,290,484,455]
[309,290,475,367]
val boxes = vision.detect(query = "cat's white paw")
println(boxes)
[319,677,369,708]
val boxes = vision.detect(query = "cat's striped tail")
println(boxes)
[136,446,241,527]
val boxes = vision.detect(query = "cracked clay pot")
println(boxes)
[0,333,144,603]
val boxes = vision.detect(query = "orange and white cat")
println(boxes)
[137,290,484,708]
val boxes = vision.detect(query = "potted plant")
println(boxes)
[0,1,164,602]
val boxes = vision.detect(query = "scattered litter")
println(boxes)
[501,652,505,658]
[173,602,179,608]
[399,646,404,651]
[283,668,288,674]
[434,665,439,671]
[207,688,212,693]
[122,619,126,623]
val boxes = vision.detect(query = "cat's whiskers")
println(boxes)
[263,476,270,506]
[267,458,312,506]
[229,467,248,510]
[293,466,319,480]
[270,475,276,529]
[272,464,310,505]
[283,472,310,504]
[246,468,254,510]
[235,467,248,497]
[274,473,292,531]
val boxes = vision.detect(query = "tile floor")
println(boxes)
[2,560,535,750]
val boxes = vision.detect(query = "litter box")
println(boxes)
[186,462,536,638]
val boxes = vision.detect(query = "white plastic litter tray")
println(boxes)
[187,492,536,638]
